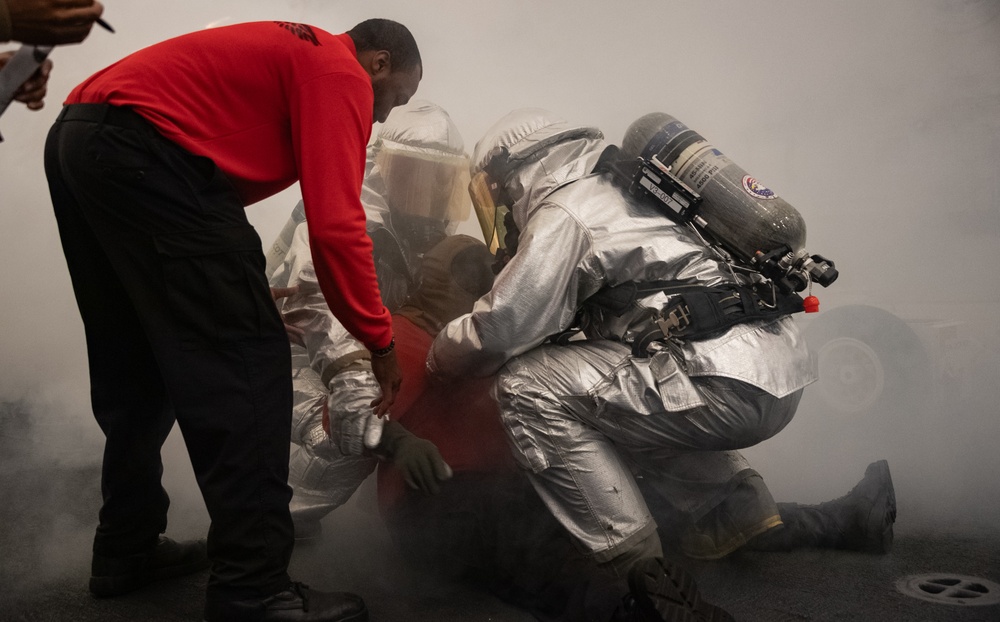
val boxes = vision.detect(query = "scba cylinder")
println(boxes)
[623,113,806,264]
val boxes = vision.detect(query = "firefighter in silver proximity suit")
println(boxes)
[267,101,471,539]
[427,108,812,619]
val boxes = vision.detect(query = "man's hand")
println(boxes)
[0,51,52,110]
[7,0,104,45]
[270,285,305,346]
[380,421,452,494]
[369,348,401,418]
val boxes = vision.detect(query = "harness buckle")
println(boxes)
[655,303,692,338]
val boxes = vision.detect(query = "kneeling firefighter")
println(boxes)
[266,101,472,540]
[427,108,829,621]
[601,113,892,560]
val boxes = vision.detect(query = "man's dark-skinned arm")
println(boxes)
[370,350,402,418]
[1,0,104,45]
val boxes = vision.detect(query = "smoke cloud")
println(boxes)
[0,0,997,593]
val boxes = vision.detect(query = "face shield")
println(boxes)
[375,144,471,225]
[375,144,472,256]
[468,168,510,255]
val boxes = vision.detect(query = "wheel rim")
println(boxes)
[816,337,886,414]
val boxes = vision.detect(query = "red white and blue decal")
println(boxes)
[742,175,777,200]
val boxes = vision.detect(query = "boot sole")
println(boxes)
[630,558,736,622]
[863,459,896,554]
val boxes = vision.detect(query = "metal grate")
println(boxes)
[896,573,1000,606]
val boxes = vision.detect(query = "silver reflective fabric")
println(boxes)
[288,345,376,522]
[269,100,471,523]
[271,222,385,523]
[365,99,467,239]
[430,109,814,558]
[272,224,373,384]
[494,340,802,558]
[379,100,466,157]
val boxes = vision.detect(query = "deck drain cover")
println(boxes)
[896,574,1000,606]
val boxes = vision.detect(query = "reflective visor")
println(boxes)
[469,170,510,253]
[376,146,472,223]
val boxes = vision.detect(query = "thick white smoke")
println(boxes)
[0,0,997,590]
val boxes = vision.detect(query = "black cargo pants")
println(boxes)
[45,104,293,601]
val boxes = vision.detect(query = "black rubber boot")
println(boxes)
[748,459,896,553]
[612,557,735,622]
[204,582,368,622]
[90,536,210,597]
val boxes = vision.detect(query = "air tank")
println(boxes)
[622,112,806,264]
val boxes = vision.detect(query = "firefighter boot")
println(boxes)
[679,473,783,560]
[611,557,736,622]
[748,459,896,553]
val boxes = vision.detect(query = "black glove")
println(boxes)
[379,420,453,494]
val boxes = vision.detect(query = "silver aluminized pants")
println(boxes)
[495,340,801,561]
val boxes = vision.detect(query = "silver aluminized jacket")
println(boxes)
[428,110,815,560]
[428,115,813,403]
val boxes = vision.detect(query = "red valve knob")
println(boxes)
[803,295,820,313]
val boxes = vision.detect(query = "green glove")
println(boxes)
[379,420,453,494]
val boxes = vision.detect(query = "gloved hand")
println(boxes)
[379,420,452,494]
[328,408,385,456]
[319,368,386,456]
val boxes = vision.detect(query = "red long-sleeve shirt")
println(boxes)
[66,21,393,350]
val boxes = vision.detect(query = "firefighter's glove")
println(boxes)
[379,420,453,495]
[322,365,384,455]
[334,411,385,456]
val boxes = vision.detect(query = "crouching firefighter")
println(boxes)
[427,108,833,621]
[599,113,894,562]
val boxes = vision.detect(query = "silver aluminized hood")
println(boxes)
[363,99,468,233]
[472,108,605,229]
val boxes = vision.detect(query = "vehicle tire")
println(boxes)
[802,304,932,419]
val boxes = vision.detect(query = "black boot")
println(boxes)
[611,557,736,622]
[90,536,210,597]
[748,459,896,553]
[204,582,367,622]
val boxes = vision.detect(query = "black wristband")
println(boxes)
[370,337,395,358]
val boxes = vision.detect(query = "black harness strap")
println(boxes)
[632,283,803,356]
[558,280,803,356]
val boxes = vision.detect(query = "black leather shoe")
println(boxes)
[625,557,735,622]
[90,536,209,597]
[204,582,368,622]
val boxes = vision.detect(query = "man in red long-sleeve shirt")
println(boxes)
[44,18,419,622]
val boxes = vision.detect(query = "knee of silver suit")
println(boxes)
[288,443,376,505]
